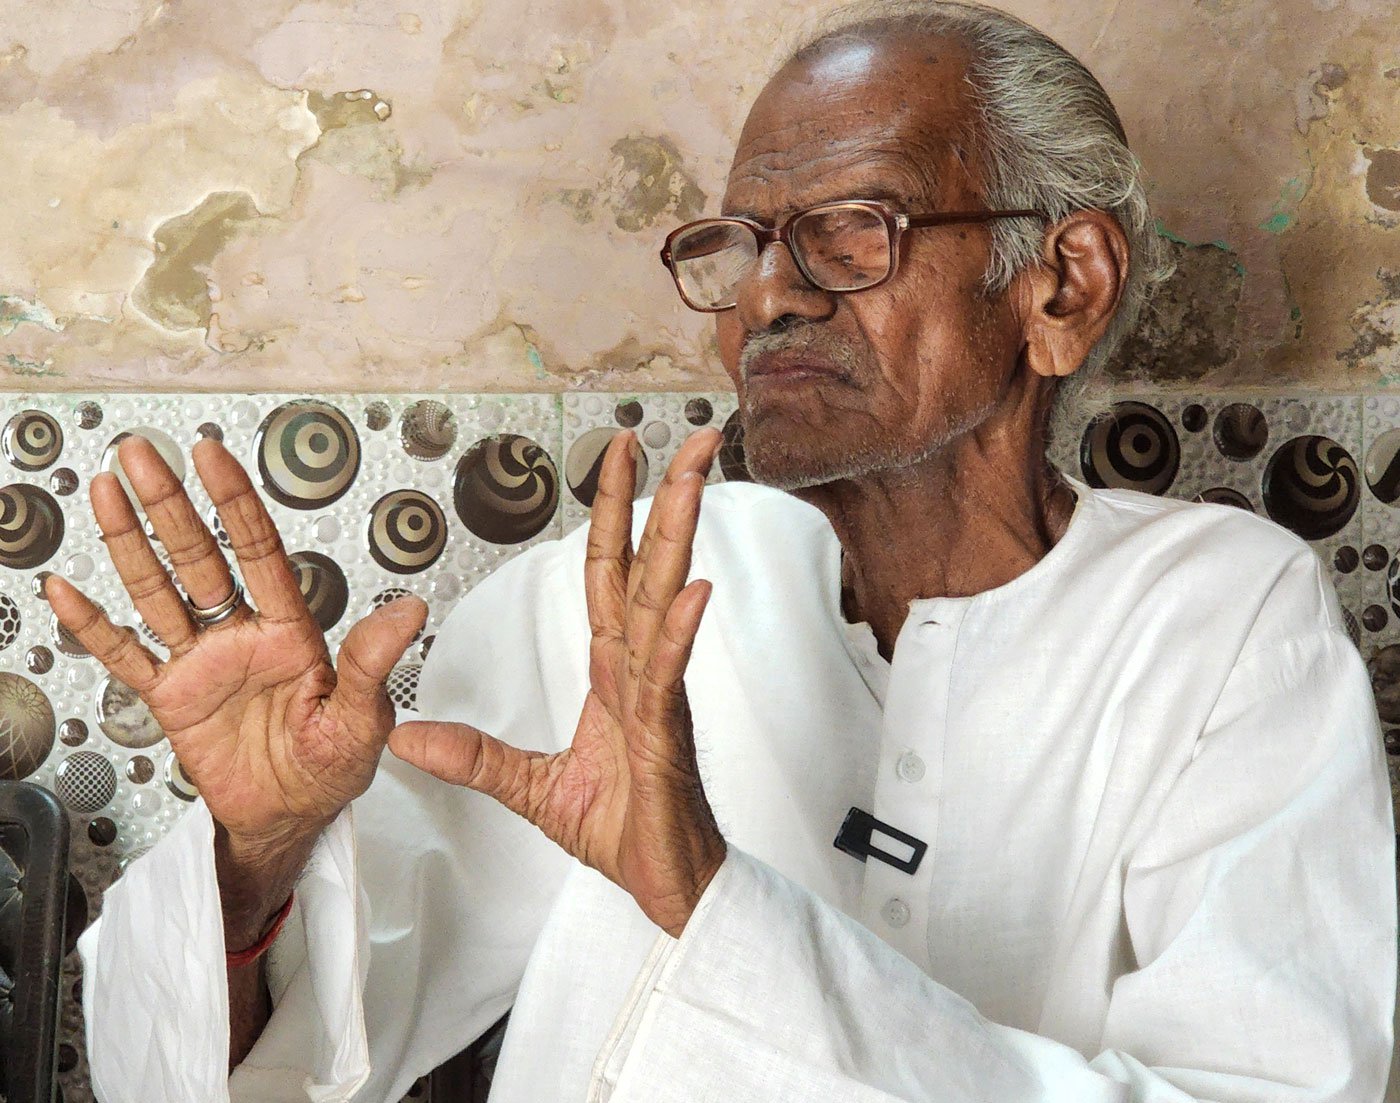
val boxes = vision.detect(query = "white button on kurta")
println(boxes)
[895,751,925,783]
[79,478,1397,1103]
[882,898,911,928]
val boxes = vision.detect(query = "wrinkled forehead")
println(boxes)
[724,34,980,218]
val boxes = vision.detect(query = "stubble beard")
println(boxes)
[737,327,996,492]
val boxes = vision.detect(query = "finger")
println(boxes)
[388,719,550,822]
[89,470,199,655]
[584,430,639,643]
[332,596,429,711]
[44,575,162,692]
[627,428,722,612]
[634,579,711,735]
[193,437,311,626]
[625,471,705,693]
[118,435,248,624]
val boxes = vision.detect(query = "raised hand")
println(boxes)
[390,428,726,938]
[46,436,426,900]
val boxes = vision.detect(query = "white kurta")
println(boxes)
[79,477,1397,1103]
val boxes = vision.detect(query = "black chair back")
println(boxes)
[0,781,70,1103]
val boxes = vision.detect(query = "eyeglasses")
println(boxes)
[659,199,1045,313]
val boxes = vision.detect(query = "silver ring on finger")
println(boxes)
[188,578,246,627]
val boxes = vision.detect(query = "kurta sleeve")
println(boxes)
[591,626,1396,1103]
[77,795,369,1103]
[79,531,592,1103]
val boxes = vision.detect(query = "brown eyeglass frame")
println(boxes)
[659,199,1046,312]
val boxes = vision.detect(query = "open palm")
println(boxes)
[46,435,426,846]
[391,427,726,937]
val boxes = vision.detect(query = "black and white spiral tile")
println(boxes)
[1049,393,1366,630]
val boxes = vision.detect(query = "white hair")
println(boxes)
[786,1,1174,444]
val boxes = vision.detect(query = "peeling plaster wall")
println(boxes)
[0,0,1396,393]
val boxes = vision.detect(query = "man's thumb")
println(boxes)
[335,595,429,704]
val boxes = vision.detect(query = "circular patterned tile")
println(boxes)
[614,400,644,428]
[1283,404,1311,433]
[1364,604,1389,632]
[230,400,259,428]
[96,675,164,749]
[315,515,342,544]
[455,435,559,542]
[1180,403,1208,433]
[718,410,751,483]
[164,751,198,801]
[63,552,93,581]
[1195,487,1254,512]
[256,401,361,509]
[642,421,671,450]
[25,645,53,674]
[0,594,19,650]
[386,664,421,711]
[567,427,649,507]
[1211,403,1268,461]
[1335,546,1360,573]
[125,754,155,784]
[368,490,447,574]
[0,483,65,569]
[76,401,103,430]
[1079,402,1179,495]
[88,817,117,847]
[1365,544,1390,571]
[477,400,505,433]
[365,401,391,431]
[1261,435,1359,541]
[57,718,87,747]
[55,751,116,813]
[3,410,63,471]
[685,398,714,426]
[1364,427,1400,504]
[288,551,349,632]
[49,467,78,496]
[400,400,457,461]
[0,672,55,779]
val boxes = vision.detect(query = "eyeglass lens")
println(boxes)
[670,222,758,310]
[670,205,892,309]
[791,206,891,292]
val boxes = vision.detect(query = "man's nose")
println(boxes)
[735,241,838,333]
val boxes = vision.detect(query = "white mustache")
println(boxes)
[737,327,861,381]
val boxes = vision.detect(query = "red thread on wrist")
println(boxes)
[226,892,294,969]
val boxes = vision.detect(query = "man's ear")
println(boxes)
[1015,210,1129,380]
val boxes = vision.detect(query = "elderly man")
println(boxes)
[54,2,1394,1101]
